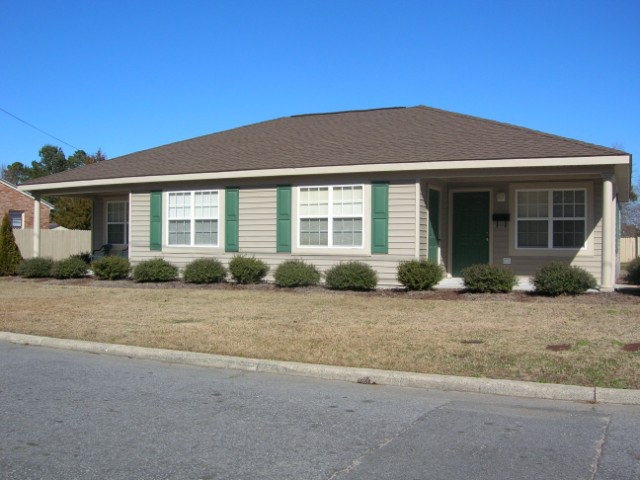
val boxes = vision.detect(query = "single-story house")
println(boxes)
[1,178,53,229]
[20,106,632,289]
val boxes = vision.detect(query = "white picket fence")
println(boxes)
[13,229,92,261]
[620,236,640,263]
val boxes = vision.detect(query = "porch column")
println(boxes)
[601,176,614,291]
[33,194,41,257]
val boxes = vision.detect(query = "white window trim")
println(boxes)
[296,184,365,250]
[165,190,220,247]
[515,188,587,251]
[106,200,129,245]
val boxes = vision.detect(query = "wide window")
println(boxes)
[9,211,23,229]
[298,185,363,248]
[167,190,218,246]
[516,189,586,249]
[106,201,128,245]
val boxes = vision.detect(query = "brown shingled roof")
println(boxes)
[24,105,626,186]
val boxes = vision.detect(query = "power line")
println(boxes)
[0,106,81,151]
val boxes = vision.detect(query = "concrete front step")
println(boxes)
[434,276,535,291]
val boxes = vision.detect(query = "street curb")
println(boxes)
[2,331,639,405]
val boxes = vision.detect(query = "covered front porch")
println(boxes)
[418,165,622,291]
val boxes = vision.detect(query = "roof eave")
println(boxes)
[18,154,632,197]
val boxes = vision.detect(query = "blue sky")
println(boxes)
[1,1,638,184]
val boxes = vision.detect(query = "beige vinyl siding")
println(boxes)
[492,179,603,282]
[388,181,417,257]
[419,181,428,259]
[129,191,162,261]
[124,180,420,287]
[238,186,276,253]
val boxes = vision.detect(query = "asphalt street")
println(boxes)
[1,341,639,480]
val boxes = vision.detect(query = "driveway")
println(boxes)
[1,341,639,479]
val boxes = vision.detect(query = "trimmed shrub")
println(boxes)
[461,264,516,293]
[70,252,92,265]
[52,257,87,279]
[92,256,131,280]
[183,258,227,284]
[17,257,54,278]
[132,258,178,283]
[228,255,269,284]
[0,213,23,276]
[534,262,597,296]
[397,260,444,290]
[324,261,377,291]
[274,260,320,288]
[626,257,640,286]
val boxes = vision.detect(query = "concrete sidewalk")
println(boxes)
[2,331,639,405]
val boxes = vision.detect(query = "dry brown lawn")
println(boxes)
[1,277,639,388]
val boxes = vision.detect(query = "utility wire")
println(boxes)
[0,106,81,151]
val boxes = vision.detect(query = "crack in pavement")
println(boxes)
[325,401,452,480]
[590,415,611,480]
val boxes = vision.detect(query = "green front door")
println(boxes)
[428,189,440,263]
[452,191,490,276]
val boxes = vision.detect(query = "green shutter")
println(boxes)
[149,191,162,251]
[225,188,239,252]
[276,186,292,253]
[371,182,388,254]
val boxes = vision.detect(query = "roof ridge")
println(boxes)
[290,106,406,118]
[412,105,627,155]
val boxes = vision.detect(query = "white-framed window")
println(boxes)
[9,211,23,229]
[106,201,129,245]
[298,185,363,248]
[167,190,219,246]
[516,189,586,249]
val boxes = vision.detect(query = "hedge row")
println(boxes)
[12,253,604,295]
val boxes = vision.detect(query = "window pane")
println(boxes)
[333,186,363,217]
[517,191,548,218]
[333,218,363,246]
[300,187,329,217]
[553,220,585,248]
[107,224,125,245]
[300,218,328,246]
[517,220,548,248]
[195,220,217,245]
[10,211,22,229]
[168,220,190,245]
[194,191,217,218]
[107,202,126,222]
[168,193,190,219]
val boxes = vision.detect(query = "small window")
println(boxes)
[298,185,363,248]
[106,201,129,245]
[516,189,586,249]
[9,211,23,229]
[167,190,219,246]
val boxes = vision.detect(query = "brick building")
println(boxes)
[0,179,53,229]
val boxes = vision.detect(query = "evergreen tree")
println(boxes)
[1,145,107,229]
[0,213,23,276]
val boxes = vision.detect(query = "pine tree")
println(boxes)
[0,213,23,275]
